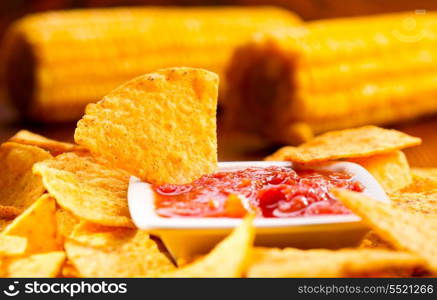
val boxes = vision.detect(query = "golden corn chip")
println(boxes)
[9,130,85,156]
[388,171,437,215]
[349,150,411,193]
[175,256,199,268]
[3,194,60,254]
[56,207,79,240]
[404,178,437,194]
[0,205,22,219]
[359,231,393,250]
[247,247,425,277]
[165,216,254,278]
[0,260,7,277]
[403,170,437,193]
[411,168,437,181]
[0,235,27,256]
[75,67,219,184]
[266,126,421,163]
[65,228,174,278]
[7,251,66,278]
[33,152,133,227]
[60,260,80,278]
[390,192,437,215]
[69,221,133,248]
[335,189,437,273]
[0,142,51,209]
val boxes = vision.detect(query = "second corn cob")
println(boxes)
[0,6,300,122]
[225,12,437,145]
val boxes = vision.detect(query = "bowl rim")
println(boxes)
[128,161,389,230]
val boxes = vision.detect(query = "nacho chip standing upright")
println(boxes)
[74,67,219,185]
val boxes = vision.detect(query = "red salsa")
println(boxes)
[153,166,365,218]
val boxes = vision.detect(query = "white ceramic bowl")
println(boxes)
[128,161,389,259]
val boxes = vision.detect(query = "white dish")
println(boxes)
[128,161,389,259]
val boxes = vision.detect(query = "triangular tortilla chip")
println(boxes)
[247,247,426,277]
[387,169,437,215]
[403,170,437,193]
[335,189,437,273]
[266,126,421,163]
[75,67,219,184]
[7,251,65,278]
[349,150,411,193]
[56,207,79,240]
[9,130,85,156]
[0,142,52,209]
[411,168,437,181]
[0,260,6,276]
[359,231,394,250]
[0,235,27,256]
[165,216,254,278]
[60,260,80,278]
[33,152,133,227]
[390,192,437,215]
[65,227,174,277]
[69,221,133,248]
[3,194,60,254]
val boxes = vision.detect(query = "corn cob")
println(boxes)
[0,7,300,122]
[225,12,437,145]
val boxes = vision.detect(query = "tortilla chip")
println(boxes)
[388,170,437,215]
[61,260,80,278]
[9,130,85,156]
[247,247,425,277]
[165,216,254,278]
[411,168,437,181]
[349,150,411,193]
[266,126,421,163]
[335,189,437,273]
[69,221,132,248]
[0,205,22,219]
[56,207,79,240]
[0,142,52,209]
[7,251,65,278]
[359,231,394,250]
[0,235,27,256]
[390,192,437,215]
[65,227,174,277]
[402,171,437,193]
[0,260,7,276]
[2,194,60,254]
[74,67,219,184]
[33,152,133,227]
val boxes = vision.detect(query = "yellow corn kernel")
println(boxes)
[225,12,437,144]
[1,6,300,122]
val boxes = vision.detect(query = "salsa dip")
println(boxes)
[128,161,389,258]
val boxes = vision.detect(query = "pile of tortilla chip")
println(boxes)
[1,67,437,277]
[262,126,437,277]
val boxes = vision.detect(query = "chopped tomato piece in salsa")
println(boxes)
[153,166,365,218]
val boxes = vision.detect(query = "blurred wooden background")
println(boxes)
[1,0,437,166]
